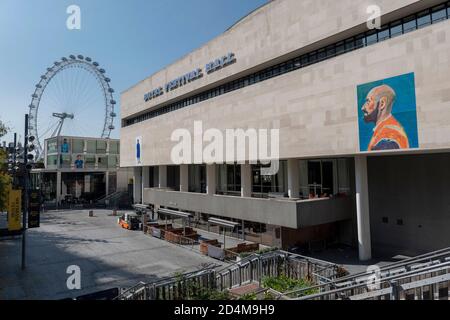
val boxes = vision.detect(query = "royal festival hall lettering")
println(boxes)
[144,53,236,102]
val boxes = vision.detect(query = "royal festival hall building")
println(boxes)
[120,0,450,260]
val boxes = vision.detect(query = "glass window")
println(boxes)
[47,139,58,153]
[335,41,345,55]
[72,139,84,153]
[337,159,351,196]
[216,164,241,195]
[86,140,96,153]
[47,155,58,168]
[300,55,308,66]
[97,140,107,154]
[326,45,336,57]
[366,30,378,45]
[60,154,71,168]
[432,5,447,23]
[97,155,107,168]
[252,161,287,197]
[308,51,317,64]
[317,48,326,61]
[345,38,355,51]
[417,10,431,28]
[60,138,70,154]
[149,166,159,188]
[299,159,352,199]
[378,26,390,41]
[390,20,403,37]
[354,35,366,49]
[448,2,450,18]
[73,154,84,169]
[403,15,417,33]
[167,165,180,191]
[109,141,119,154]
[85,155,95,168]
[107,155,117,168]
[188,164,206,193]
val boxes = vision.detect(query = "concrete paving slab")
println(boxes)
[0,209,227,300]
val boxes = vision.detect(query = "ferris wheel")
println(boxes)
[27,54,117,160]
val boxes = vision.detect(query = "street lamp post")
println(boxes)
[21,114,29,270]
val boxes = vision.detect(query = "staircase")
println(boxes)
[288,247,450,300]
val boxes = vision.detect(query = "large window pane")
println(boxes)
[317,48,326,61]
[366,30,378,45]
[403,15,417,33]
[354,35,366,49]
[188,165,206,193]
[390,20,403,38]
[47,139,58,153]
[97,140,107,154]
[326,45,336,57]
[86,140,96,153]
[107,155,117,168]
[417,10,431,28]
[72,139,84,153]
[109,141,119,154]
[432,5,447,23]
[345,38,355,51]
[378,26,390,41]
[335,41,345,55]
[85,155,95,168]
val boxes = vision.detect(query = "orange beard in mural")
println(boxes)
[361,85,410,151]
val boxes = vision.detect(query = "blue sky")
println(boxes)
[0,0,267,142]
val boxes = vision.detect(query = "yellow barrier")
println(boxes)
[7,189,21,231]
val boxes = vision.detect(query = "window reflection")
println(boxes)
[299,158,352,199]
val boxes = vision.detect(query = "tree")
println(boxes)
[0,119,11,211]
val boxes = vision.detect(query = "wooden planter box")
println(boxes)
[199,239,221,255]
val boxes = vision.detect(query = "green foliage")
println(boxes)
[261,274,317,296]
[238,292,257,300]
[0,170,11,211]
[0,137,11,210]
[239,247,278,258]
[0,119,8,139]
[172,276,231,300]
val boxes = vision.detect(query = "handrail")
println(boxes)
[293,262,450,300]
[335,247,450,283]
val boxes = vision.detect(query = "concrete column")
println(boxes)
[241,163,252,198]
[142,166,150,201]
[105,171,109,196]
[206,164,216,195]
[159,165,167,188]
[133,167,142,204]
[56,171,62,205]
[287,159,300,198]
[355,155,372,261]
[180,164,189,192]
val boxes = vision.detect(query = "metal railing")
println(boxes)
[116,250,339,300]
[287,247,450,300]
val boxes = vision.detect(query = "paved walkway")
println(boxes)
[0,209,226,300]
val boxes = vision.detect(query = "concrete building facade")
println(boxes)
[120,0,450,259]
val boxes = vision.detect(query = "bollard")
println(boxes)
[89,210,94,217]
[112,209,117,216]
